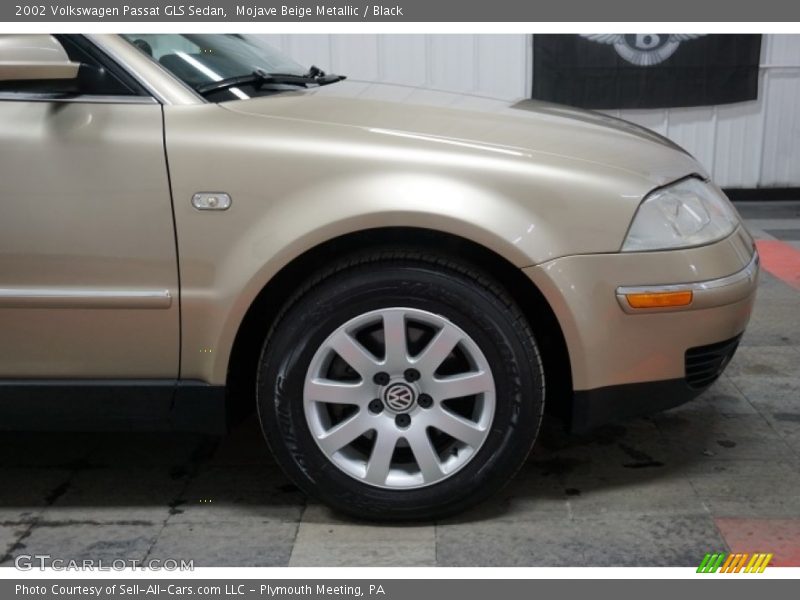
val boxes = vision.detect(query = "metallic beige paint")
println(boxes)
[0,100,179,378]
[526,227,757,390]
[0,35,80,82]
[0,35,758,398]
[161,96,713,385]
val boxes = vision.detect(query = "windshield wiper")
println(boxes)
[195,66,345,96]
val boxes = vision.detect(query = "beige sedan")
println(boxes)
[0,34,758,520]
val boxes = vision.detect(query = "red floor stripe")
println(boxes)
[715,517,800,567]
[755,239,800,291]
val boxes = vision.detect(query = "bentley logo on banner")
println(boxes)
[580,34,705,66]
[532,34,762,109]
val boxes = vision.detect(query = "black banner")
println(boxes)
[532,34,762,109]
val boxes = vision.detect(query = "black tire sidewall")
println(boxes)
[257,261,543,520]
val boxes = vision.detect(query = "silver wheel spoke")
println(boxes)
[406,428,443,483]
[414,324,462,374]
[429,408,485,448]
[428,371,493,400]
[318,413,370,455]
[304,307,496,490]
[382,310,408,370]
[304,379,371,406]
[364,427,398,485]
[327,330,381,378]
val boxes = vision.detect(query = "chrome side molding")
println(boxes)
[617,251,759,295]
[0,92,158,105]
[0,288,172,309]
[616,251,760,313]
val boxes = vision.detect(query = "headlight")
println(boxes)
[622,178,740,252]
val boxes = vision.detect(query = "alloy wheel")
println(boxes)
[303,307,496,489]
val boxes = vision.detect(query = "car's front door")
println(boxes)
[0,35,179,379]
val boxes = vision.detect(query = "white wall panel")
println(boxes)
[712,87,765,188]
[329,35,380,80]
[766,34,800,65]
[476,35,528,99]
[666,107,718,175]
[255,34,800,188]
[428,35,478,93]
[379,35,427,87]
[616,109,669,136]
[257,33,527,99]
[281,34,331,71]
[760,73,800,186]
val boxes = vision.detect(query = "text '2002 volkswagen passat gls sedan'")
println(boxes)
[0,34,758,520]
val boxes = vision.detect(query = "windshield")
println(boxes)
[121,34,316,101]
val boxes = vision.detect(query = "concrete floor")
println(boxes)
[1,201,800,568]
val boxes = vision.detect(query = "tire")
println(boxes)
[256,250,544,521]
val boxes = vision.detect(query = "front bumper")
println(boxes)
[524,226,758,430]
[569,334,742,432]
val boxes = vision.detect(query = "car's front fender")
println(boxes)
[163,103,679,384]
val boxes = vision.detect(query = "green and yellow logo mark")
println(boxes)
[697,552,773,573]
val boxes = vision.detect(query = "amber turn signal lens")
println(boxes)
[625,290,693,309]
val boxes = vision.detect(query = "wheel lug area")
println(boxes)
[368,399,384,414]
[403,368,420,382]
[395,413,411,429]
[373,371,390,385]
[417,393,433,409]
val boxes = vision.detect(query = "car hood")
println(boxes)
[221,92,703,187]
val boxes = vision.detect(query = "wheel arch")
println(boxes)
[224,227,573,427]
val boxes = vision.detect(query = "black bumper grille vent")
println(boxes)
[685,335,742,389]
